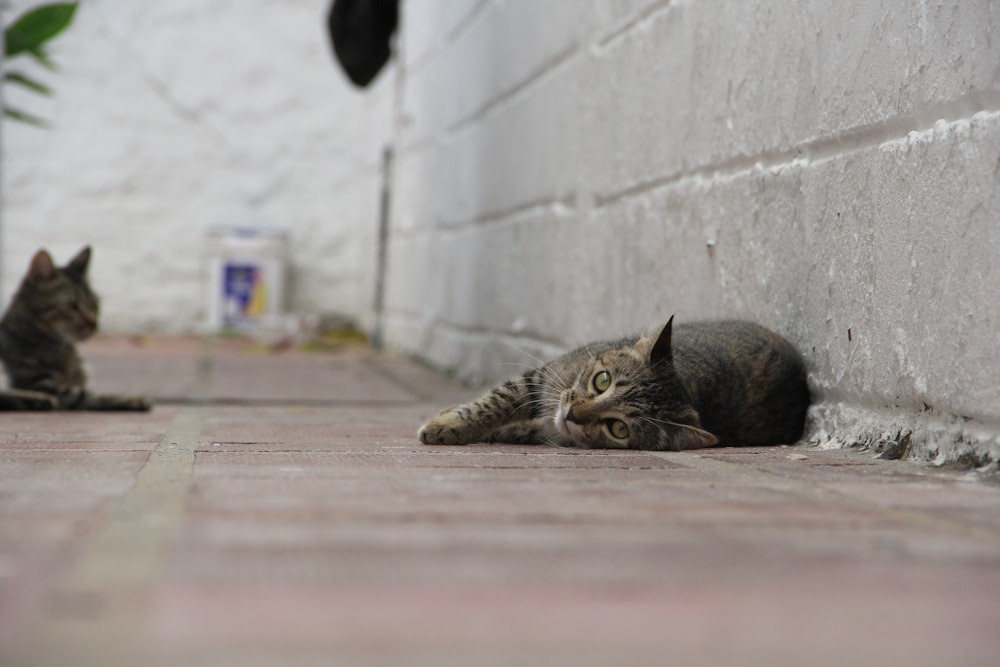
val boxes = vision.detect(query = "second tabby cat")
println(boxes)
[418,317,809,451]
[0,247,151,411]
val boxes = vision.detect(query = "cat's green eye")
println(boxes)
[607,419,629,439]
[592,370,612,393]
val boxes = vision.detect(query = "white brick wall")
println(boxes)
[384,0,1000,462]
[2,0,393,332]
[3,1,997,462]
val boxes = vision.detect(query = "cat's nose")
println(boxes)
[566,406,578,424]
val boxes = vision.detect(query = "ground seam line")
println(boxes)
[67,409,203,591]
[23,408,204,667]
[649,450,1000,543]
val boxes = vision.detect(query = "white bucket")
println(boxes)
[205,226,288,332]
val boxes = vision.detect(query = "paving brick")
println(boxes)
[0,450,149,512]
[145,566,1000,667]
[204,354,414,404]
[0,408,177,446]
[81,337,206,401]
[3,339,1000,666]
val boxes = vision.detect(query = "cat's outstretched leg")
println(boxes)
[418,371,542,445]
[483,418,553,445]
[0,389,58,410]
[79,393,152,411]
[418,405,476,444]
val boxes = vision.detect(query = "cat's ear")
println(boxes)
[666,422,719,450]
[662,407,719,452]
[648,315,674,367]
[66,246,92,277]
[27,250,56,283]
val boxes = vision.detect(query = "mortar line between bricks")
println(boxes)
[594,0,674,49]
[21,408,204,667]
[442,41,580,137]
[649,451,1000,543]
[594,101,1000,208]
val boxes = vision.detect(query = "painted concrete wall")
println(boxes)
[2,0,393,333]
[384,0,1000,463]
[3,1,998,463]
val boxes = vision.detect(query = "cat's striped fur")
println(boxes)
[419,317,809,451]
[0,247,151,411]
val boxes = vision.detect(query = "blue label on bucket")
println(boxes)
[223,263,267,325]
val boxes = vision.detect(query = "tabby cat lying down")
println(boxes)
[0,247,151,411]
[419,317,809,451]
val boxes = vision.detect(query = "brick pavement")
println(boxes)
[1,336,999,666]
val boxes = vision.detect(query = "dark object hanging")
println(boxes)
[326,0,399,88]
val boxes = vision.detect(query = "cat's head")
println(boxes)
[16,247,100,342]
[553,316,718,451]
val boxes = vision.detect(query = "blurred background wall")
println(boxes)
[2,0,393,333]
[382,0,1000,462]
[2,0,998,462]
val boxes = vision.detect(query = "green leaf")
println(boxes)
[5,71,52,96]
[3,106,51,128]
[28,46,59,71]
[5,3,78,57]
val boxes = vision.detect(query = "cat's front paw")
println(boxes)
[84,393,153,411]
[418,408,473,445]
[33,394,58,410]
[15,390,58,410]
[126,396,153,412]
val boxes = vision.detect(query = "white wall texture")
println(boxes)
[383,0,1000,464]
[2,0,393,332]
[2,1,998,464]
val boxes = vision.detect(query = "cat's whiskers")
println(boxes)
[501,361,542,373]
[636,414,706,434]
[419,320,807,451]
[535,367,572,395]
[519,396,560,415]
[635,414,676,429]
[499,342,574,387]
[500,343,553,370]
